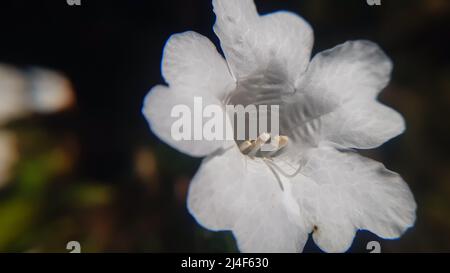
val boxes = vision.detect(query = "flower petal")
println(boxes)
[301,40,392,100]
[320,99,405,149]
[294,40,402,149]
[213,0,313,84]
[162,31,235,100]
[142,85,231,157]
[292,147,416,252]
[188,145,309,252]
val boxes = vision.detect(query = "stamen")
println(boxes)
[274,135,289,150]
[263,160,285,191]
[265,159,303,178]
[247,132,270,157]
[262,157,303,192]
[239,140,253,153]
[239,134,290,158]
[266,135,289,156]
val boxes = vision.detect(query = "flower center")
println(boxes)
[238,132,289,158]
[237,132,302,192]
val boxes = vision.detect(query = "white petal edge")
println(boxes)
[292,147,416,252]
[300,40,393,100]
[319,99,406,149]
[294,40,402,149]
[213,0,313,83]
[162,31,235,101]
[188,145,309,252]
[142,85,231,157]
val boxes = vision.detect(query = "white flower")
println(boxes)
[0,64,75,188]
[0,64,75,124]
[27,68,75,114]
[0,65,29,125]
[142,0,416,253]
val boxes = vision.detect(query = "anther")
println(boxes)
[239,140,253,153]
[274,135,289,150]
[266,135,289,156]
[247,132,271,157]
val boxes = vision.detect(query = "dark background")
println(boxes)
[0,0,448,252]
